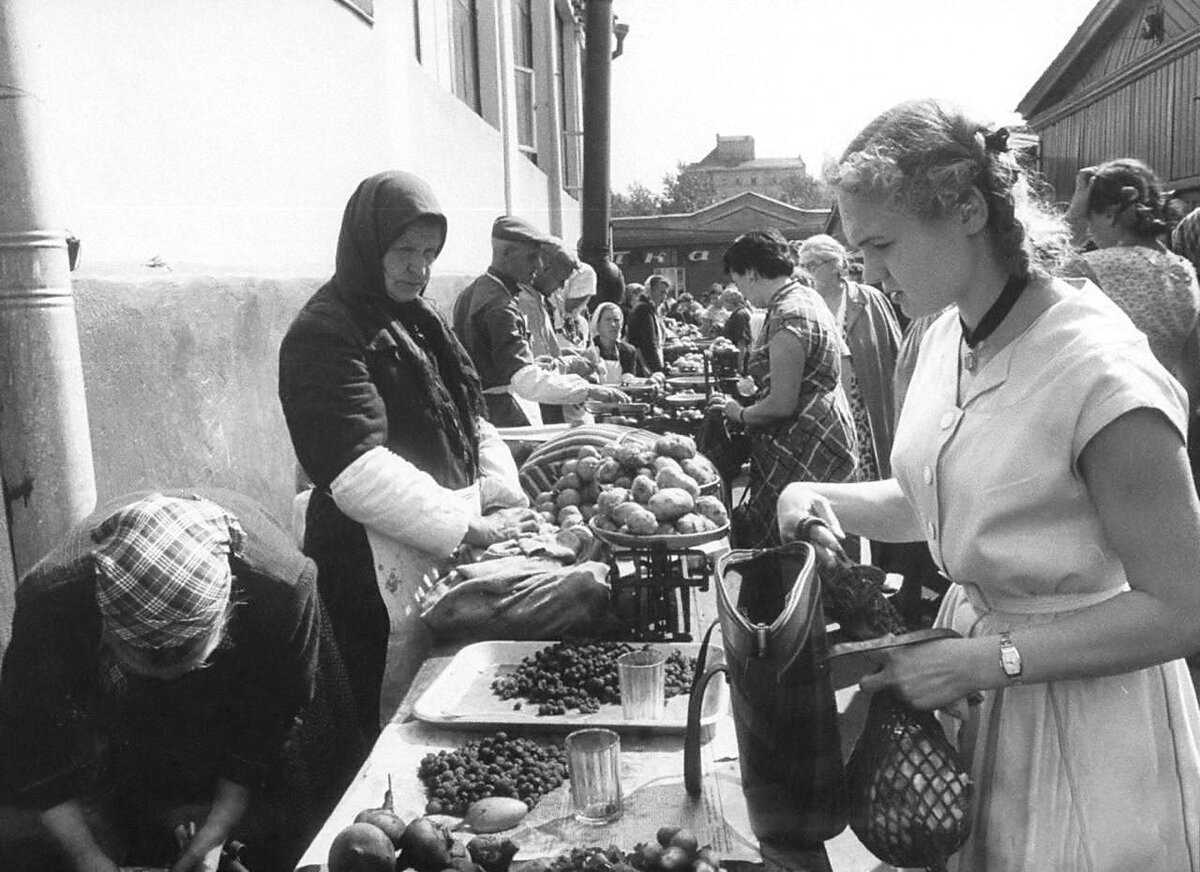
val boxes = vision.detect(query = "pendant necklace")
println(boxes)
[960,273,1030,372]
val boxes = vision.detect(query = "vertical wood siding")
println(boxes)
[1035,43,1200,199]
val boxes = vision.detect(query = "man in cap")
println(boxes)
[516,237,598,424]
[453,215,627,427]
[0,489,360,872]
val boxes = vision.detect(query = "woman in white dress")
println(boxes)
[778,98,1200,871]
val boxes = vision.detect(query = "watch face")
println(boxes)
[1000,641,1023,678]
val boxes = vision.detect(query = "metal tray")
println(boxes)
[413,640,728,733]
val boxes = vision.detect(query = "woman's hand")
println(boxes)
[464,507,541,547]
[778,483,846,541]
[171,841,223,872]
[586,385,630,404]
[858,637,981,711]
[1065,166,1097,242]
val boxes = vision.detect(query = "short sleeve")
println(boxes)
[1073,343,1189,462]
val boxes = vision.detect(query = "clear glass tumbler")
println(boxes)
[564,728,623,824]
[617,648,666,721]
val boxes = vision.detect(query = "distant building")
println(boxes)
[1017,0,1200,203]
[612,191,830,294]
[681,135,809,202]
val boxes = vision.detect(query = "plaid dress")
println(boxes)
[738,282,858,548]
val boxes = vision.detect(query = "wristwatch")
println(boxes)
[998,632,1023,683]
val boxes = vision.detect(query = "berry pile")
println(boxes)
[490,641,696,716]
[416,732,568,816]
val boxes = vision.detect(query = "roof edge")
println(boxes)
[1015,0,1126,117]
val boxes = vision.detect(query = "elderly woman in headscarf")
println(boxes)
[0,489,358,872]
[279,172,537,739]
[589,301,648,384]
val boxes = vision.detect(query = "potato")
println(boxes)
[694,495,729,526]
[681,457,718,485]
[648,487,695,522]
[593,515,619,532]
[630,474,658,504]
[576,456,600,483]
[655,467,700,499]
[558,506,583,526]
[623,506,659,535]
[654,522,675,535]
[554,472,582,492]
[595,458,622,484]
[596,486,630,514]
[614,476,632,490]
[674,513,704,534]
[535,491,555,505]
[611,501,644,526]
[654,433,697,460]
[652,455,683,474]
[556,488,581,509]
[576,445,601,460]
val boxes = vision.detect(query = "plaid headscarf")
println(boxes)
[92,494,245,650]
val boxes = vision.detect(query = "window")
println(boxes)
[413,0,481,116]
[450,0,481,114]
[511,0,537,162]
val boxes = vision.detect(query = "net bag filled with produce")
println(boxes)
[845,690,972,871]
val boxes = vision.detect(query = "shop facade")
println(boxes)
[612,192,832,297]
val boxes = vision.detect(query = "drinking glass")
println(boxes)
[564,728,623,823]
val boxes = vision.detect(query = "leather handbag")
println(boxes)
[685,541,848,847]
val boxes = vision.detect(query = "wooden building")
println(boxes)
[1017,0,1200,202]
[611,191,830,295]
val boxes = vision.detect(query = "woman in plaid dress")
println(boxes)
[717,230,858,549]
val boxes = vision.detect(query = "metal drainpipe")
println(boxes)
[0,2,97,577]
[578,0,624,307]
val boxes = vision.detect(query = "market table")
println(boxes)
[294,641,762,872]
[294,643,884,872]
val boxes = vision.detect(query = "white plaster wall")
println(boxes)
[9,0,579,279]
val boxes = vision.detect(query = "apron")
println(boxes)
[364,482,480,722]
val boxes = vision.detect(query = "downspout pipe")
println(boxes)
[0,1,97,577]
[578,0,624,307]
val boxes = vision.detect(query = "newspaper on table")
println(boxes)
[294,716,760,870]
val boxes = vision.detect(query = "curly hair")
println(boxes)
[722,229,795,279]
[1086,158,1184,241]
[829,98,1071,276]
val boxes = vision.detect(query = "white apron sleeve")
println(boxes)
[329,446,471,557]
[476,419,529,511]
[509,363,591,404]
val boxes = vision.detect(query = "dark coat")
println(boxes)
[0,488,320,810]
[627,298,665,373]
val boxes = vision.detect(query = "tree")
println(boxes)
[778,172,835,209]
[611,181,660,217]
[660,162,718,214]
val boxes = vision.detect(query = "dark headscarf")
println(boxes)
[333,172,484,479]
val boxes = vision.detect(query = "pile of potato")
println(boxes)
[531,434,727,538]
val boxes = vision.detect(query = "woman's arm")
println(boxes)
[777,478,922,544]
[1064,167,1096,249]
[740,330,805,423]
[861,407,1200,709]
[40,801,118,872]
